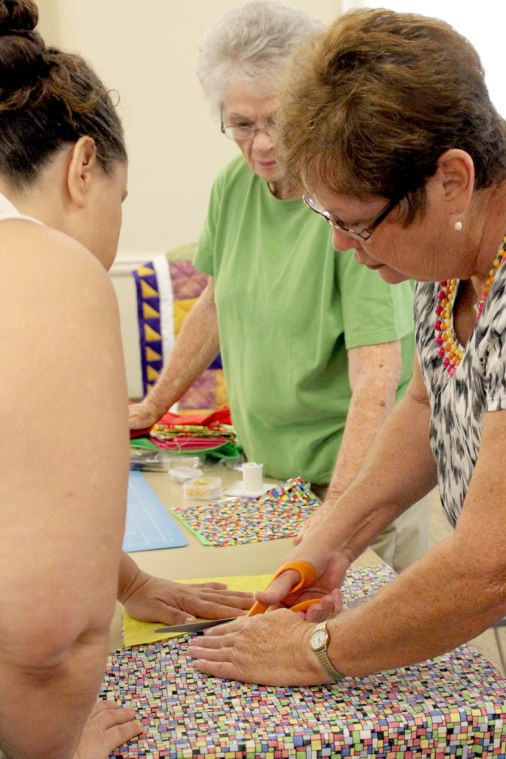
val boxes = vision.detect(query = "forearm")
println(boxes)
[318,390,437,563]
[328,534,506,676]
[0,630,110,759]
[142,280,220,418]
[320,399,506,676]
[327,342,402,498]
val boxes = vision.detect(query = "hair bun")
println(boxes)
[0,0,46,97]
[0,0,38,33]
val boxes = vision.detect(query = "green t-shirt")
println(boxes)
[195,156,414,484]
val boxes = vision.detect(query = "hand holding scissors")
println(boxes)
[246,560,320,615]
[186,561,342,685]
[155,560,327,634]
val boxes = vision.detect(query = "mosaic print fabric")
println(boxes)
[171,477,319,546]
[102,566,506,757]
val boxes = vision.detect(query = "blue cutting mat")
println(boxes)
[123,471,188,552]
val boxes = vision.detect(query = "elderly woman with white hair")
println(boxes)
[129,0,425,572]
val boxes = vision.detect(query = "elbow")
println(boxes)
[351,368,401,412]
[482,567,506,621]
[349,343,403,403]
[0,599,114,677]
[450,533,506,622]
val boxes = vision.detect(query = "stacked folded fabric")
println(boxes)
[130,406,243,461]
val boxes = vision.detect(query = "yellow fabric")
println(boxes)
[144,323,162,342]
[215,369,228,407]
[146,365,160,381]
[145,346,162,363]
[137,265,155,276]
[143,302,160,319]
[173,297,198,336]
[140,279,158,298]
[122,573,272,647]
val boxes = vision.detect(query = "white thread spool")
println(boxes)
[242,462,263,492]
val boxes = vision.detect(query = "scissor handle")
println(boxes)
[247,560,317,616]
[289,598,320,613]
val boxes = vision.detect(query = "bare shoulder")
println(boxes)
[0,220,126,426]
[0,221,116,318]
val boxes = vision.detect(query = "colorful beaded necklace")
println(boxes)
[434,236,506,376]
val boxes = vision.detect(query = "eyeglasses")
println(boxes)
[220,108,276,142]
[303,192,400,242]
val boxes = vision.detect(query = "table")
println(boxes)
[105,466,506,758]
[111,466,381,647]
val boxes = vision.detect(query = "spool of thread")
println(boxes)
[242,462,263,492]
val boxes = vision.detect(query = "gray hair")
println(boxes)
[197,1,323,114]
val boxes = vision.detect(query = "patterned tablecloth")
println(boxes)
[102,566,506,758]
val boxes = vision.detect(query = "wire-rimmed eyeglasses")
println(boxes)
[220,107,276,142]
[303,192,400,242]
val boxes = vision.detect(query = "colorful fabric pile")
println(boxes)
[130,407,242,460]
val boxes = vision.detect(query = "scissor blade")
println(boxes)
[155,617,236,633]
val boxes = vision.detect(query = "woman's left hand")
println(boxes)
[122,574,254,625]
[73,700,142,759]
[187,609,333,686]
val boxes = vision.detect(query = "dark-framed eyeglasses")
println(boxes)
[303,192,401,242]
[220,107,276,142]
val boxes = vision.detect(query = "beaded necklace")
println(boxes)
[434,236,506,376]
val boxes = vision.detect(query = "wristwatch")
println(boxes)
[309,621,344,681]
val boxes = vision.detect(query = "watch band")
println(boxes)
[314,644,345,681]
[311,621,345,681]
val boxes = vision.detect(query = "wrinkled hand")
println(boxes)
[253,542,349,623]
[73,700,142,759]
[254,567,343,623]
[128,398,162,430]
[188,609,334,686]
[122,573,254,625]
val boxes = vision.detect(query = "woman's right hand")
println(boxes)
[128,398,162,430]
[254,536,351,623]
[73,700,142,759]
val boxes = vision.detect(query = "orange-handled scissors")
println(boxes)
[247,560,319,615]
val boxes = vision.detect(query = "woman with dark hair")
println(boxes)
[0,2,250,756]
[188,8,506,686]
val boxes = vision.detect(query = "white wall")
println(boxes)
[38,0,342,263]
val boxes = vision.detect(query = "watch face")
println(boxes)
[310,628,328,650]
